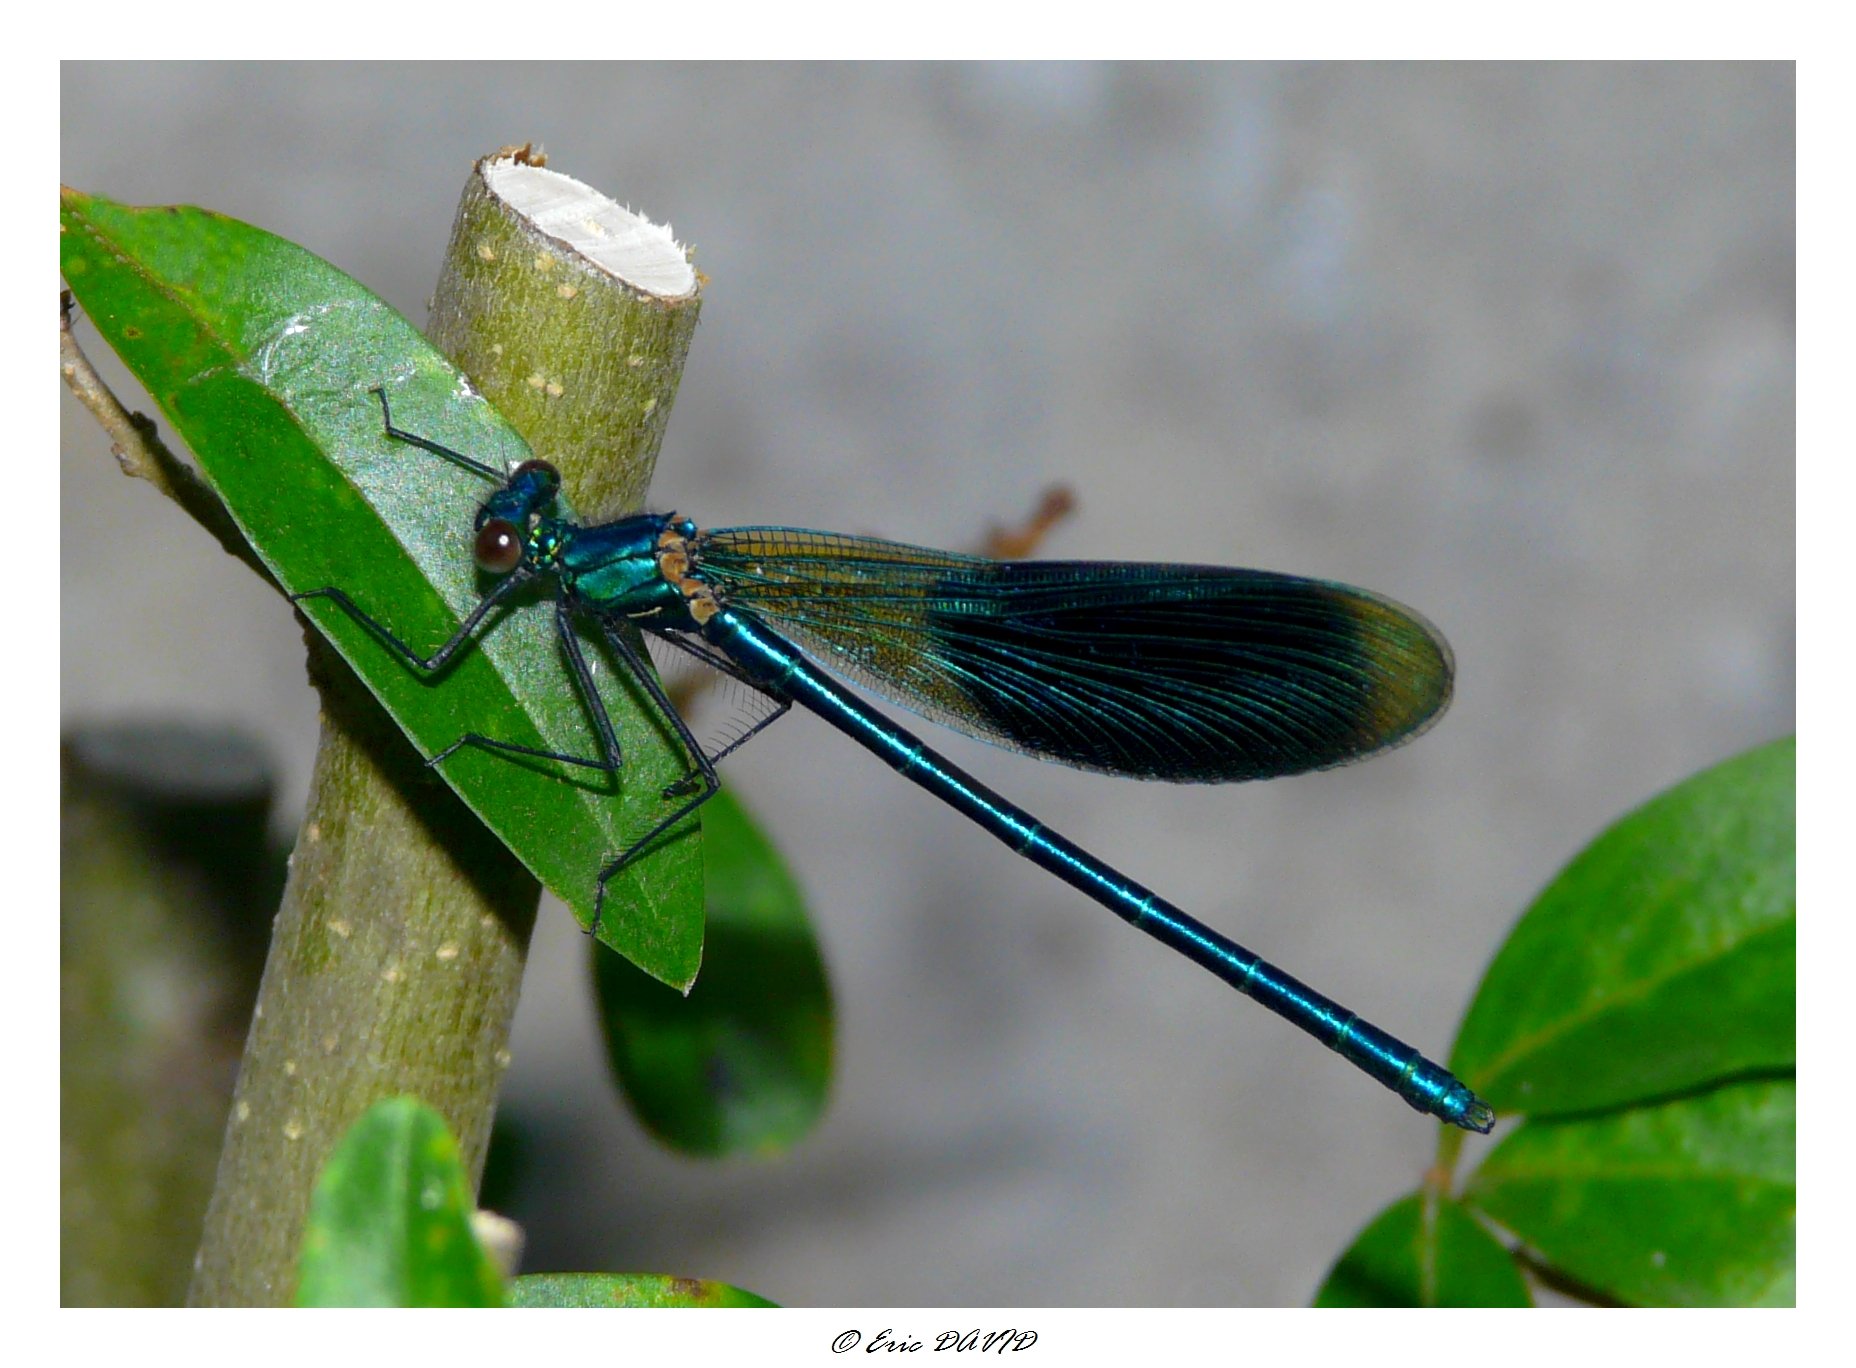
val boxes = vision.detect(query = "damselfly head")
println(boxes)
[473,456,563,556]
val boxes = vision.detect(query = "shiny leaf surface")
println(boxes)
[1453,738,1793,1116]
[61,189,703,986]
[1465,1077,1794,1306]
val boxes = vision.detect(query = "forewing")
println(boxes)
[692,528,1452,782]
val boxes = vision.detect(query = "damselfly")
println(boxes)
[295,389,1493,1132]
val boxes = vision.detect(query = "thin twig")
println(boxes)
[982,484,1077,559]
[59,292,274,588]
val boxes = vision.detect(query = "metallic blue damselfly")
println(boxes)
[295,390,1493,1133]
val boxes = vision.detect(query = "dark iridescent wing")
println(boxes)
[691,528,1452,783]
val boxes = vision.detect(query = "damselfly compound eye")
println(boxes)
[474,518,523,573]
[514,458,560,486]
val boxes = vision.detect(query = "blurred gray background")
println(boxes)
[61,63,1793,1305]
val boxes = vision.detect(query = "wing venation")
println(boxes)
[692,527,1452,782]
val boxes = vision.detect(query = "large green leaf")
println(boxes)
[1452,738,1793,1116]
[61,189,703,987]
[295,1097,504,1307]
[1315,1191,1530,1307]
[595,789,833,1156]
[510,1272,777,1307]
[1465,1077,1794,1306]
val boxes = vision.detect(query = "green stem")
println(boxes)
[187,650,536,1305]
[60,296,270,585]
[187,150,702,1304]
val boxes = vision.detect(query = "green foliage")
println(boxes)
[1316,1192,1530,1307]
[1466,1077,1794,1306]
[296,1101,783,1308]
[595,789,834,1157]
[510,1273,778,1308]
[295,1099,504,1307]
[1452,738,1793,1114]
[60,188,703,987]
[1322,738,1794,1306]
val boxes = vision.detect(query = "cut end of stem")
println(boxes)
[482,157,696,300]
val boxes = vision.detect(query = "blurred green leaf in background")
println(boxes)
[1322,737,1793,1306]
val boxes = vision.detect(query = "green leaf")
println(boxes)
[1315,1192,1530,1307]
[1452,738,1794,1116]
[295,1097,504,1307]
[509,1272,778,1307]
[61,188,703,988]
[1464,1076,1794,1306]
[594,789,833,1156]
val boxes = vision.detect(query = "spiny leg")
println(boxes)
[427,597,627,775]
[648,629,794,794]
[290,569,535,674]
[369,386,506,481]
[587,623,800,937]
[295,581,627,777]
